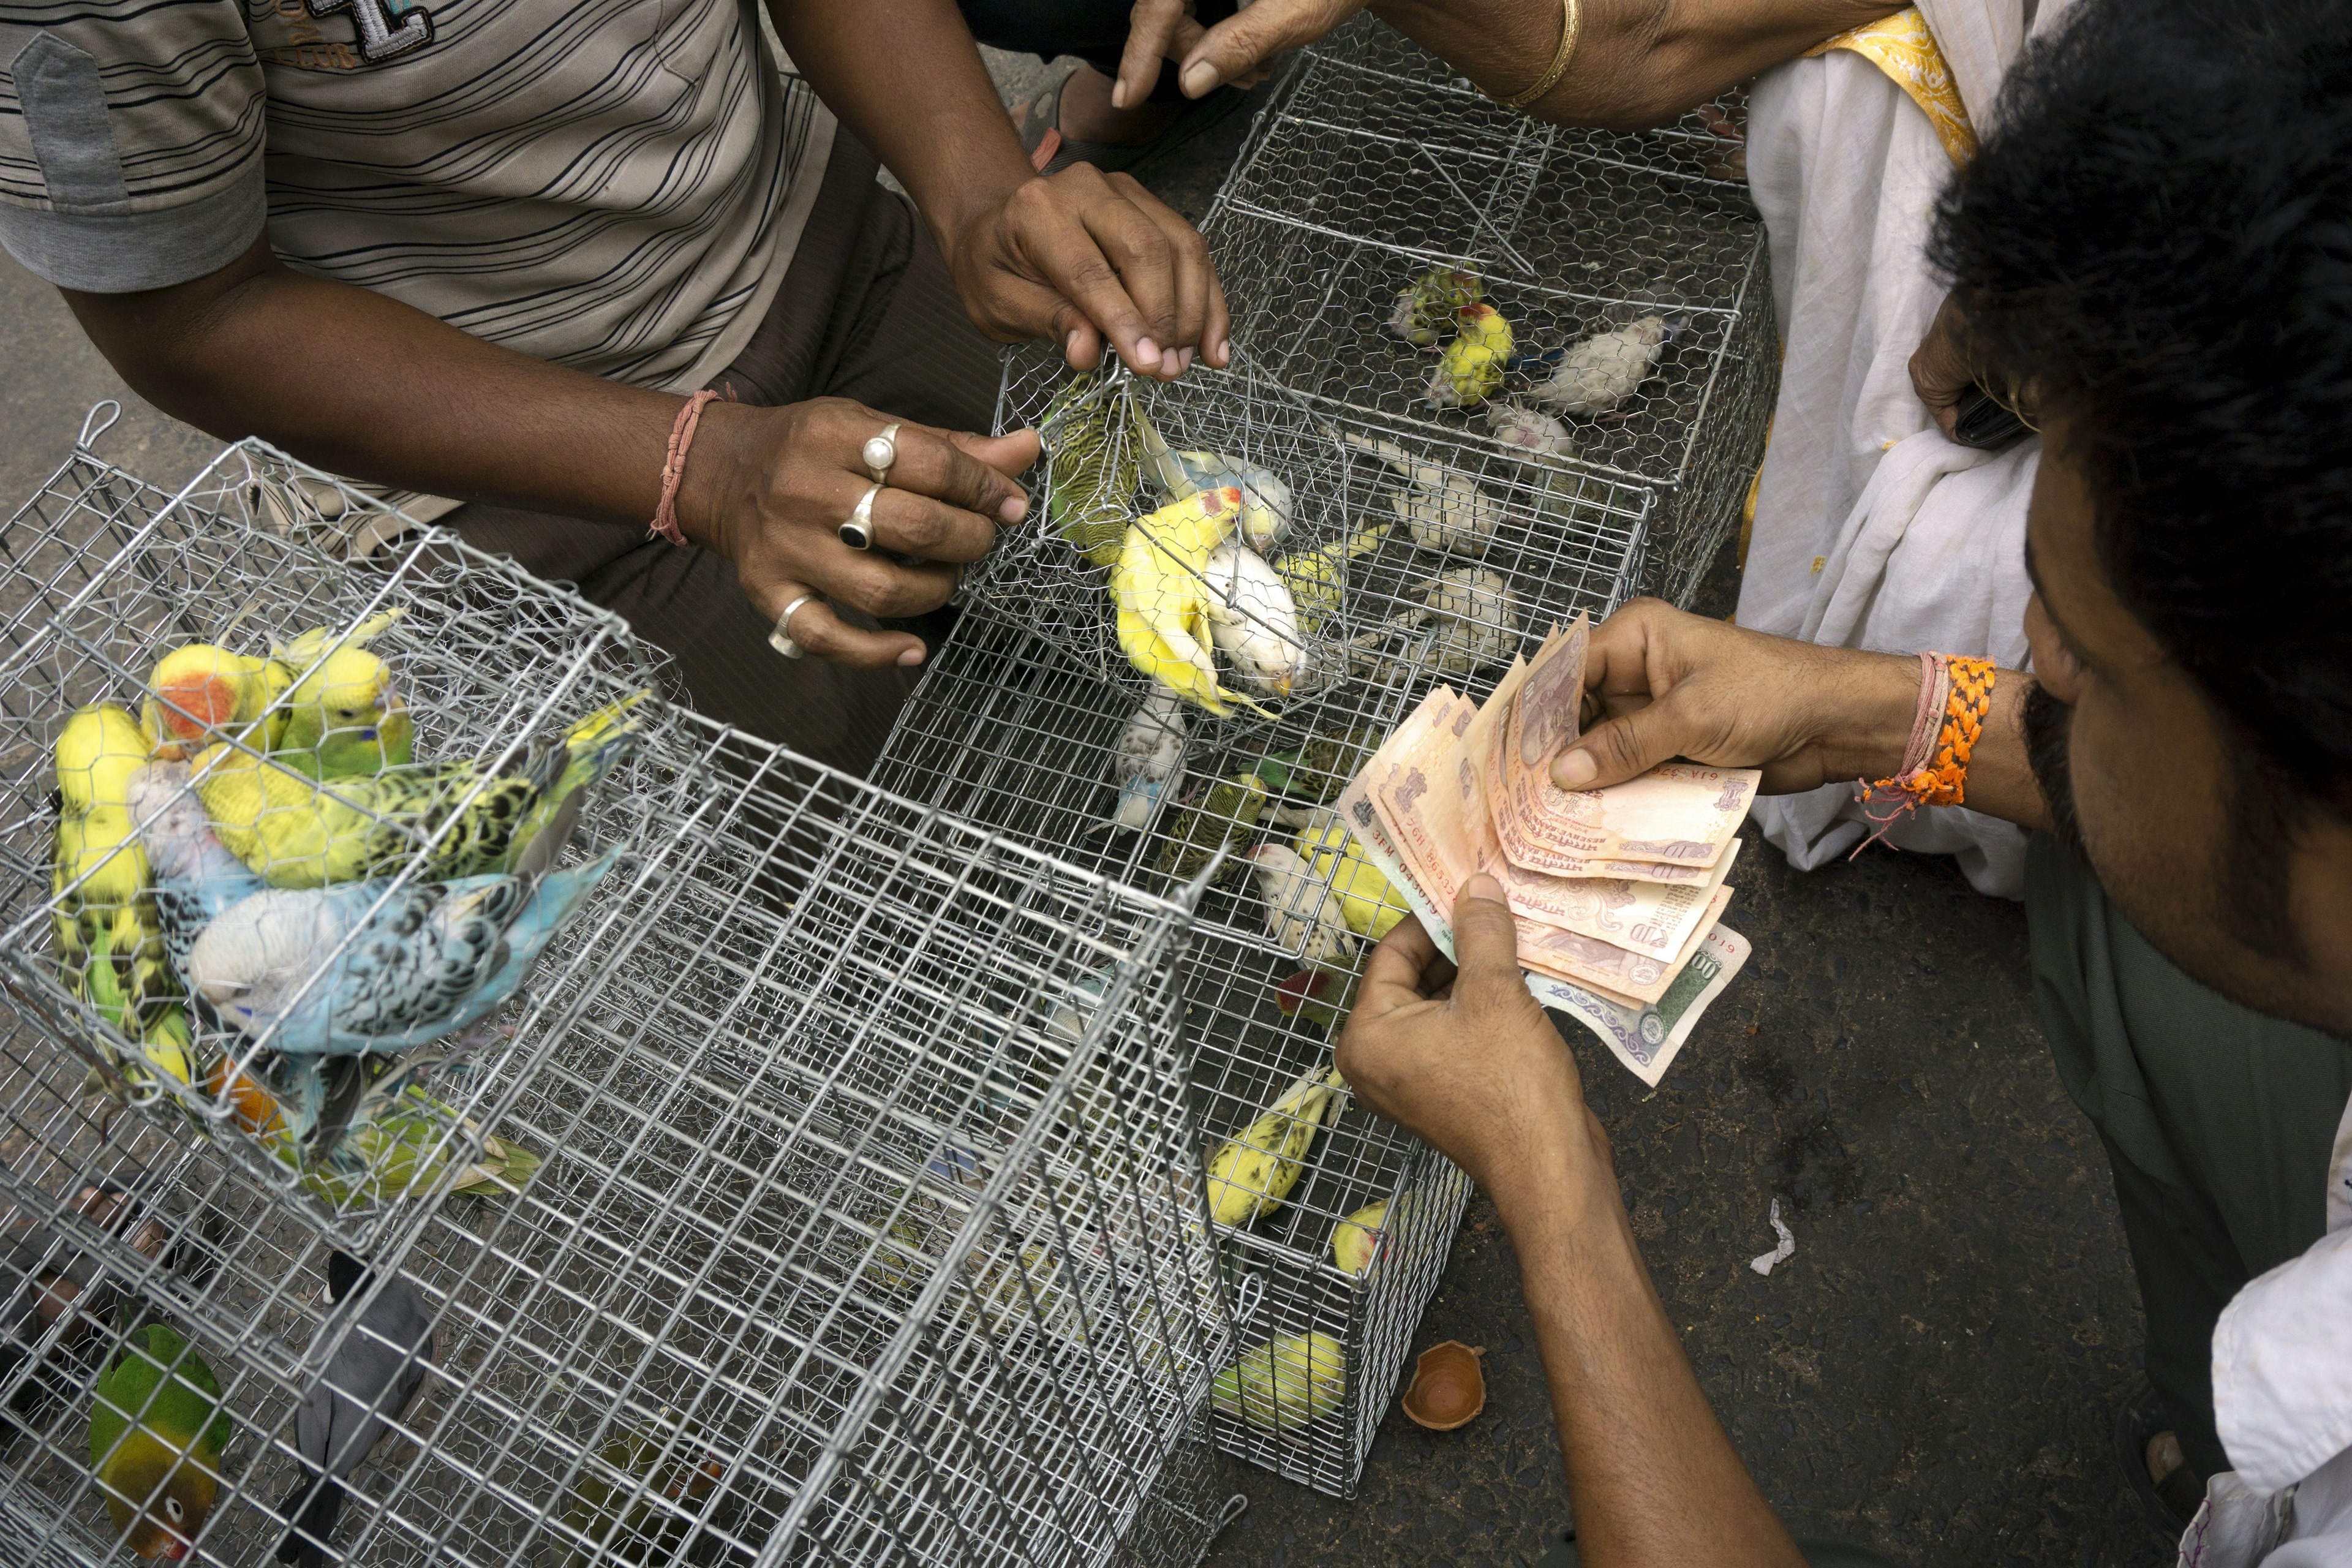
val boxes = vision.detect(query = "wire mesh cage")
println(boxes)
[0,652,1243,1567]
[0,428,674,1254]
[873,615,1472,1495]
[1204,13,1777,611]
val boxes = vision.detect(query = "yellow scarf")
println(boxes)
[1806,7,1978,164]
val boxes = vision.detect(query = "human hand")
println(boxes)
[1336,875,1615,1222]
[1909,291,1977,442]
[943,167,1230,380]
[1112,0,1341,105]
[1551,599,1920,793]
[680,398,1039,667]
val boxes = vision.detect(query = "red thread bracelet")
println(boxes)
[650,390,722,546]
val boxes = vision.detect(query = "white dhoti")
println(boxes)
[1734,2,2060,898]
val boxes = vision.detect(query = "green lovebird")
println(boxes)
[88,1324,233,1561]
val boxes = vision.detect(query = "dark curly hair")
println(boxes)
[1932,0,2352,951]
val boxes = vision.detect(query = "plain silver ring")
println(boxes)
[769,592,818,659]
[863,422,902,485]
[837,482,883,551]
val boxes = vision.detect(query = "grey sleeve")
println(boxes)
[0,8,268,292]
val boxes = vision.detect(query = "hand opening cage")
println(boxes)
[0,427,1241,1562]
[873,616,1471,1497]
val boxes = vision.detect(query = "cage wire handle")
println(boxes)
[75,400,122,453]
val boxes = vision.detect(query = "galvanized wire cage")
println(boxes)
[0,595,1241,1567]
[873,615,1472,1495]
[0,428,673,1254]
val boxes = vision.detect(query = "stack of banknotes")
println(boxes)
[1337,617,1757,1087]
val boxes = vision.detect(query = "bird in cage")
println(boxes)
[1349,568,1521,685]
[1331,1199,1389,1277]
[270,611,415,780]
[1256,728,1382,818]
[140,644,290,762]
[556,1409,731,1568]
[1245,843,1355,965]
[1485,401,1575,459]
[1152,771,1269,889]
[1039,371,1142,568]
[1095,689,1187,836]
[1427,303,1515,409]
[1201,538,1311,698]
[87,1322,233,1561]
[2,1184,194,1441]
[1113,487,1275,717]
[1272,523,1392,638]
[1388,264,1485,348]
[1297,808,1408,940]
[274,1251,435,1568]
[185,690,644,889]
[1335,431,1501,557]
[1212,1330,1348,1433]
[1202,1064,1346,1227]
[1273,956,1358,1036]
[1134,404,1293,552]
[52,704,189,1088]
[1526,314,1675,417]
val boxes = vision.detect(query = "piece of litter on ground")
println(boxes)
[1749,1197,1796,1276]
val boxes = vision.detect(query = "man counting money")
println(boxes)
[1339,2,2352,1562]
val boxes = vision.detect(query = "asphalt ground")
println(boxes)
[0,47,2171,1568]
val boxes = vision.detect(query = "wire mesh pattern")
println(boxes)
[0,435,673,1254]
[873,613,1472,1495]
[0,535,1241,1568]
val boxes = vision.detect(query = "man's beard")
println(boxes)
[2022,681,2084,853]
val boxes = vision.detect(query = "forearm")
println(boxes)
[1494,1159,1805,1568]
[771,0,1034,265]
[1370,0,1901,129]
[65,244,681,529]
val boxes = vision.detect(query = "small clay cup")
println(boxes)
[1400,1340,1487,1431]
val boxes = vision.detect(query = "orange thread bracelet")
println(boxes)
[1853,653,1997,852]
[650,389,722,546]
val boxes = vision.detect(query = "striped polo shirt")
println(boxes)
[0,0,834,391]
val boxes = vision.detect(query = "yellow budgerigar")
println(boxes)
[271,609,415,778]
[1113,487,1273,718]
[1203,1065,1346,1227]
[1426,303,1514,409]
[1300,810,1407,940]
[53,704,178,1058]
[190,690,646,888]
[1273,523,1393,636]
[140,644,289,761]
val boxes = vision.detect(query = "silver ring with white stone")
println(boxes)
[769,593,818,659]
[862,422,902,485]
[837,482,883,551]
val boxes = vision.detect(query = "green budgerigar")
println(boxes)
[88,1323,233,1560]
[190,690,646,889]
[271,610,415,779]
[1152,771,1268,889]
[1040,371,1142,568]
[558,1411,730,1567]
[1211,1331,1347,1432]
[1202,1065,1345,1227]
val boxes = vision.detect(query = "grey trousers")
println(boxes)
[442,130,1005,777]
[2026,834,2352,1479]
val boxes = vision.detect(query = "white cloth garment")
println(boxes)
[2177,1096,2352,1566]
[1737,2,2065,899]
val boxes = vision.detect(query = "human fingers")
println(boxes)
[749,581,925,669]
[1449,873,1529,998]
[1357,914,1442,1008]
[1177,0,1362,97]
[1113,0,1188,109]
[1551,688,1711,791]
[1909,292,1975,440]
[1104,173,1219,373]
[1001,174,1177,375]
[954,428,1042,483]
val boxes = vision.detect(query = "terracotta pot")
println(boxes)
[1400,1340,1487,1431]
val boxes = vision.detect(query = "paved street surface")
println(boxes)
[0,51,2171,1567]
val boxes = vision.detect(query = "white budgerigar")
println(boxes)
[1202,540,1313,699]
[1245,843,1355,965]
[1135,406,1294,552]
[1485,402,1575,458]
[1350,567,1521,684]
[1336,431,1501,557]
[1529,315,1672,417]
[1098,690,1187,835]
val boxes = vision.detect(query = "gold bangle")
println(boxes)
[1494,0,1583,112]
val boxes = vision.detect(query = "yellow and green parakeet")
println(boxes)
[558,1411,729,1567]
[1427,303,1513,409]
[189,689,645,889]
[271,610,415,779]
[1212,1331,1346,1431]
[1387,264,1483,347]
[88,1322,233,1561]
[139,644,288,761]
[1273,523,1392,636]
[1299,809,1406,939]
[1202,1065,1345,1227]
[1152,771,1268,889]
[1331,1199,1389,1276]
[53,703,184,1080]
[1039,371,1142,568]
[1114,488,1274,719]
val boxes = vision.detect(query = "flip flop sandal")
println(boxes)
[2116,1378,2207,1540]
[1017,62,1253,179]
